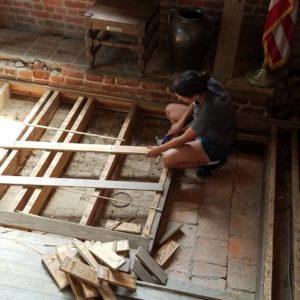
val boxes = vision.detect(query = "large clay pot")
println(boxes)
[168,7,214,70]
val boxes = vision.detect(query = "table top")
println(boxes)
[89,0,159,25]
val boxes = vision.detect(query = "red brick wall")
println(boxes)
[0,0,299,67]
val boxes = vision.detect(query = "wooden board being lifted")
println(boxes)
[0,175,163,191]
[0,141,149,154]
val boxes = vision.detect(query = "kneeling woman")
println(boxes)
[146,70,236,176]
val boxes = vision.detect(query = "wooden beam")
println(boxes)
[6,80,49,98]
[0,175,163,191]
[80,103,137,226]
[0,211,150,249]
[0,141,149,155]
[213,0,245,78]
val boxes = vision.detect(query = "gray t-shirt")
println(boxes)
[190,78,236,146]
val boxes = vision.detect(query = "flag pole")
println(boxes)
[245,59,281,87]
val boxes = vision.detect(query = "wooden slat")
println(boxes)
[56,245,86,300]
[42,252,69,290]
[132,258,156,283]
[22,98,94,214]
[0,140,149,154]
[0,175,163,191]
[159,223,183,245]
[89,241,126,270]
[0,90,60,198]
[0,211,150,249]
[7,80,48,97]
[135,246,167,285]
[73,239,99,270]
[97,264,136,291]
[80,103,137,225]
[60,257,117,300]
[213,0,245,78]
[9,97,86,212]
[105,220,142,234]
[154,240,179,266]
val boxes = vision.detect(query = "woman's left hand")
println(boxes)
[146,146,162,157]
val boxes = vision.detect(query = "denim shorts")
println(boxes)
[200,136,234,162]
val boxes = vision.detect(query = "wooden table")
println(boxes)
[84,0,160,73]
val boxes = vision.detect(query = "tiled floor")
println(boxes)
[161,150,264,299]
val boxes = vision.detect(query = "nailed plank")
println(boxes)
[60,257,117,300]
[0,140,149,154]
[42,252,69,290]
[159,223,183,245]
[0,175,163,191]
[9,96,86,212]
[80,103,137,226]
[73,239,99,270]
[105,220,142,234]
[213,0,245,78]
[0,211,150,250]
[132,258,156,284]
[135,246,167,285]
[154,240,180,266]
[90,241,126,270]
[97,264,136,291]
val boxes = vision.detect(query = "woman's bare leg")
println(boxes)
[165,103,188,124]
[163,140,211,168]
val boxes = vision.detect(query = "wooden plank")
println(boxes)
[159,223,183,245]
[56,245,86,300]
[8,80,48,97]
[80,103,137,226]
[105,220,142,234]
[0,82,10,110]
[73,239,99,270]
[291,129,300,300]
[135,246,167,285]
[102,240,130,256]
[213,0,245,78]
[154,240,180,266]
[22,98,94,214]
[60,257,117,300]
[115,281,218,300]
[0,175,163,191]
[143,168,173,252]
[132,258,156,284]
[0,90,60,198]
[0,211,150,250]
[9,96,86,212]
[0,140,149,154]
[89,241,126,269]
[260,126,277,300]
[42,252,69,290]
[97,264,136,291]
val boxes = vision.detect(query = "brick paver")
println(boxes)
[230,213,260,239]
[194,236,228,266]
[192,261,227,278]
[198,216,230,241]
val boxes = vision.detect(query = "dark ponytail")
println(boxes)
[173,70,210,97]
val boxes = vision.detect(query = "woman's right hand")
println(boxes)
[167,121,183,136]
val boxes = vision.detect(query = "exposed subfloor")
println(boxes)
[0,89,263,300]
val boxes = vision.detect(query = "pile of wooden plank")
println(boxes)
[41,236,178,299]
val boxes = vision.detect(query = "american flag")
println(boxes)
[262,0,298,70]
